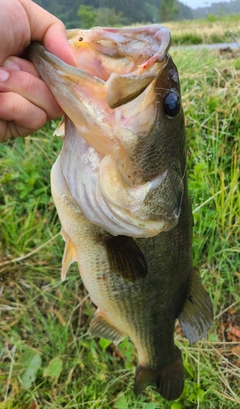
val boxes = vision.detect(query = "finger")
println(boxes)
[42,26,78,67]
[0,67,63,120]
[0,1,31,65]
[0,92,48,141]
[21,0,77,66]
[3,56,42,78]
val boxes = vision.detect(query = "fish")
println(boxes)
[28,25,213,401]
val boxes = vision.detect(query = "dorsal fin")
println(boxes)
[179,270,213,344]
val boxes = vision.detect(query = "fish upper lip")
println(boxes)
[29,24,171,84]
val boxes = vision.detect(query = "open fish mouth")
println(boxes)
[29,25,185,238]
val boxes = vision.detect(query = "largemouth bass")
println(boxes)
[29,25,213,401]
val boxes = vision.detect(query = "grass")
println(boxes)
[165,14,240,45]
[0,46,240,408]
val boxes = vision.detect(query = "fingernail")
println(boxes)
[3,59,20,70]
[0,68,10,82]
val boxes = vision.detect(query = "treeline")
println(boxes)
[34,0,193,28]
[193,0,240,19]
[34,0,239,28]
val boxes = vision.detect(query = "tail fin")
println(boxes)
[134,347,184,401]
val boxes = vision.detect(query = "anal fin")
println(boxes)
[89,312,125,344]
[179,270,213,344]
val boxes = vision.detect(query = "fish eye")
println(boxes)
[164,92,180,118]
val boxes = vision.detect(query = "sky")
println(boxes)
[181,0,232,9]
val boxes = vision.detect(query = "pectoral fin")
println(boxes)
[89,312,125,343]
[61,231,77,281]
[54,116,65,137]
[179,271,213,344]
[104,236,148,282]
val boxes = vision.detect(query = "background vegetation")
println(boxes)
[34,0,240,28]
[0,14,240,409]
[167,14,240,45]
[33,0,240,47]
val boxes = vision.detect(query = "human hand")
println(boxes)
[0,0,77,142]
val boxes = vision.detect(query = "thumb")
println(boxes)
[21,0,77,66]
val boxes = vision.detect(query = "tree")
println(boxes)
[159,0,178,22]
[95,8,126,26]
[78,5,97,29]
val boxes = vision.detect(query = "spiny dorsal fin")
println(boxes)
[179,270,213,344]
[89,313,125,343]
[104,235,148,282]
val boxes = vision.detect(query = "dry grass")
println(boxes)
[165,15,240,45]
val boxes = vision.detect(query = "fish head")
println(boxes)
[29,25,186,238]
